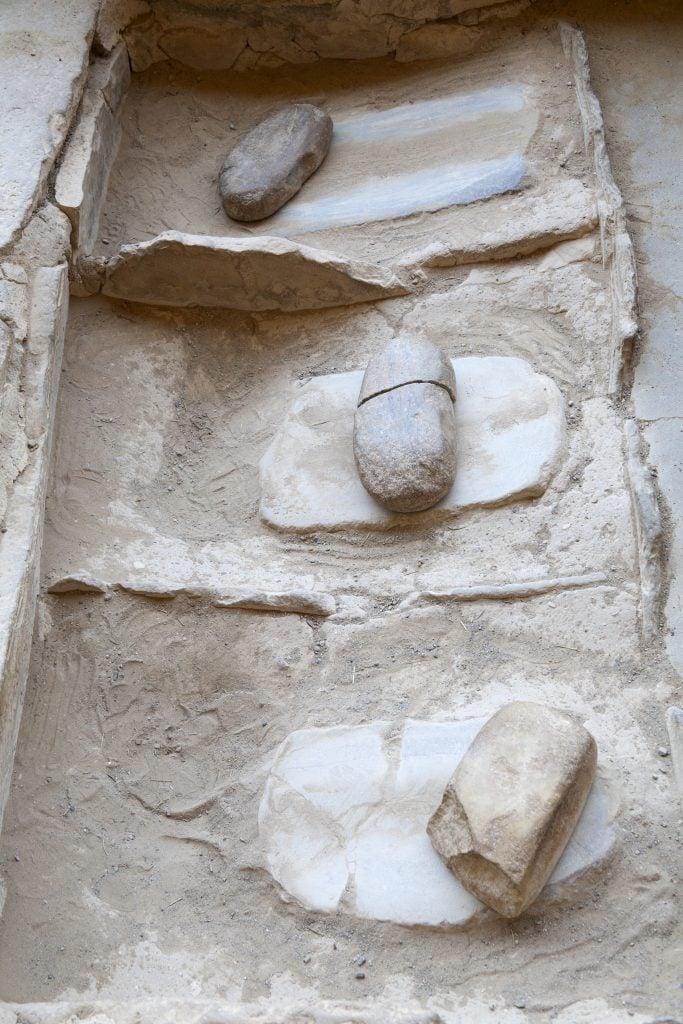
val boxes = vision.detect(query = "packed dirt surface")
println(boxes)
[0,3,681,1020]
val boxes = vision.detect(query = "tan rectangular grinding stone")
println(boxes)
[427,702,597,918]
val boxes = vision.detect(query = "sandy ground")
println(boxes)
[0,5,681,1019]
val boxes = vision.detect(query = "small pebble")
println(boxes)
[354,954,366,966]
[658,746,670,757]
[355,972,365,980]
[514,999,527,1009]
[303,954,311,964]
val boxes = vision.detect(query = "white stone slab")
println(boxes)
[259,718,615,926]
[260,356,565,531]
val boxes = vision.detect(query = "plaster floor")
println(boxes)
[0,4,682,1020]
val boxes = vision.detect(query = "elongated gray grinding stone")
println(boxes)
[353,335,457,513]
[427,702,597,918]
[219,103,333,222]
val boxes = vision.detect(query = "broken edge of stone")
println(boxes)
[397,572,609,610]
[75,232,410,311]
[46,575,336,616]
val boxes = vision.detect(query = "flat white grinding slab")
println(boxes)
[260,355,565,531]
[258,718,616,927]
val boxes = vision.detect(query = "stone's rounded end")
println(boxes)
[358,333,456,406]
[221,190,271,223]
[219,103,333,222]
[353,382,457,513]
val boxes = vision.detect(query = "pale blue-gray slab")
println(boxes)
[269,153,526,235]
[332,85,526,145]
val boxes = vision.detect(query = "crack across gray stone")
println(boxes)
[354,335,457,513]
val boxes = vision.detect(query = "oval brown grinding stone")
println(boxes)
[219,103,333,222]
[427,701,598,918]
[353,335,457,513]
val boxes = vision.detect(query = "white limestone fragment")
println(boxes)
[260,356,565,531]
[260,723,388,912]
[48,572,108,594]
[398,573,609,610]
[213,589,336,616]
[118,579,183,599]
